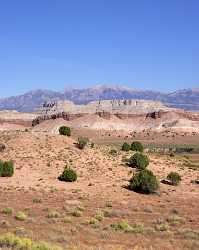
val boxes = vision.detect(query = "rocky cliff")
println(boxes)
[32,99,199,131]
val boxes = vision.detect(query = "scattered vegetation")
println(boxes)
[62,216,72,224]
[47,210,60,218]
[167,215,185,225]
[183,159,199,170]
[111,220,133,232]
[15,211,27,221]
[111,220,147,234]
[32,198,42,203]
[155,223,169,232]
[0,160,14,177]
[129,169,159,194]
[0,233,61,250]
[109,149,117,156]
[179,228,199,240]
[89,217,99,227]
[122,142,131,152]
[146,143,199,155]
[58,167,77,182]
[167,172,181,186]
[2,207,13,215]
[128,153,149,170]
[94,210,104,222]
[58,126,71,136]
[72,209,82,217]
[77,137,89,149]
[131,141,144,152]
[0,143,6,152]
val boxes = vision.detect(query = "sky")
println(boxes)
[0,0,199,97]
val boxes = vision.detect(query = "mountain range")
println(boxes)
[0,85,199,112]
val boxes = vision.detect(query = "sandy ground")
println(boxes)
[0,129,199,249]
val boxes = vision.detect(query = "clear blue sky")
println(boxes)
[0,0,199,97]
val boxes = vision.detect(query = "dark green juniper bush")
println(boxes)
[129,169,159,194]
[122,142,131,151]
[58,167,77,182]
[131,141,144,152]
[109,149,117,156]
[167,172,181,186]
[77,137,89,149]
[0,160,14,177]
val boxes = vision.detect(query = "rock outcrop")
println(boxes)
[32,99,199,131]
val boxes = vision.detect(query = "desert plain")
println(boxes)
[0,100,199,250]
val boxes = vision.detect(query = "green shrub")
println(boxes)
[128,153,149,170]
[0,143,6,152]
[0,160,3,176]
[94,210,104,221]
[0,161,14,177]
[109,149,117,156]
[0,233,61,250]
[15,211,27,221]
[129,169,159,194]
[122,142,131,151]
[131,141,144,152]
[77,137,89,149]
[58,167,77,182]
[59,126,71,136]
[47,210,60,218]
[89,217,98,225]
[72,209,82,217]
[2,207,13,215]
[111,220,133,232]
[167,172,181,186]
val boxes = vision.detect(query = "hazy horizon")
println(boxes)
[0,84,199,99]
[1,0,199,97]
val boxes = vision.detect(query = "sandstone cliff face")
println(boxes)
[36,99,169,115]
[32,99,199,132]
[0,99,198,132]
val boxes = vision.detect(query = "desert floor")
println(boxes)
[0,128,199,250]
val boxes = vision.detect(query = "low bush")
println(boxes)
[2,207,13,215]
[59,126,71,136]
[0,161,14,177]
[109,149,117,156]
[94,210,104,221]
[0,143,6,152]
[58,167,77,182]
[131,141,144,152]
[128,153,149,170]
[72,209,82,217]
[0,160,3,176]
[167,172,181,186]
[122,142,131,152]
[129,169,159,194]
[0,233,61,250]
[77,137,89,149]
[111,220,133,232]
[47,210,60,218]
[15,211,27,221]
